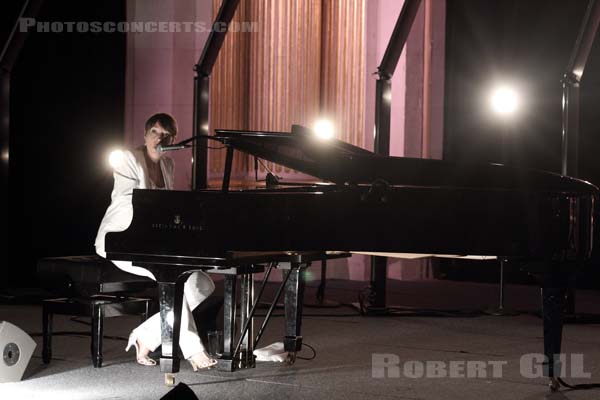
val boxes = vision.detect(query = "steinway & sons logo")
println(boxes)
[151,214,203,232]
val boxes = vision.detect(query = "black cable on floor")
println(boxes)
[557,377,600,390]
[296,342,316,361]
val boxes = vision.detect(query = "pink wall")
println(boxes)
[125,0,212,190]
[364,0,445,159]
[363,0,407,156]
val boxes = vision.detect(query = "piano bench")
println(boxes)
[36,255,157,368]
[42,295,151,368]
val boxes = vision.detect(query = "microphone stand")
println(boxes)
[162,134,217,150]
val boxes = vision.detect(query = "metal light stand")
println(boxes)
[357,0,422,316]
[485,124,519,316]
[559,0,600,322]
[192,0,240,191]
[484,258,519,316]
[304,256,340,308]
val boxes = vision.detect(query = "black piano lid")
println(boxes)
[213,125,373,180]
[213,126,598,194]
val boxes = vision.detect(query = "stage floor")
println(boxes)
[1,278,600,399]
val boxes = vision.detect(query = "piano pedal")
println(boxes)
[165,373,175,386]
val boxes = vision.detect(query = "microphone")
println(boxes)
[155,134,217,153]
[157,143,188,152]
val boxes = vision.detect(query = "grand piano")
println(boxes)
[106,125,598,388]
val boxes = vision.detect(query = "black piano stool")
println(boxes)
[37,256,156,368]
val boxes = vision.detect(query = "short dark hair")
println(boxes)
[144,113,178,140]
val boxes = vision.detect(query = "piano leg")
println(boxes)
[217,275,237,371]
[541,270,570,391]
[215,272,256,371]
[284,262,307,364]
[158,280,185,386]
[239,272,255,368]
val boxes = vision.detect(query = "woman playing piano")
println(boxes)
[94,113,217,370]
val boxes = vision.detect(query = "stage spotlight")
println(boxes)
[160,383,199,400]
[490,85,519,116]
[108,149,124,169]
[313,119,335,140]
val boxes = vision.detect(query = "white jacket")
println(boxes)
[95,148,215,356]
[95,147,174,277]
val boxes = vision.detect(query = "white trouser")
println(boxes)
[130,268,215,359]
[97,250,215,359]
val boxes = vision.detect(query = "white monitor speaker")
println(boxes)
[0,321,36,383]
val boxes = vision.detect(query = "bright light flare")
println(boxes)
[383,87,392,103]
[490,86,519,115]
[108,149,124,169]
[313,119,335,140]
